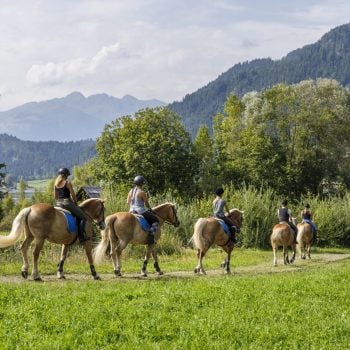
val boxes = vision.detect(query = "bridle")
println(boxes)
[153,204,179,226]
[83,200,105,229]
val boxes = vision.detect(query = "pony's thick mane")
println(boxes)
[80,198,102,206]
[152,202,174,210]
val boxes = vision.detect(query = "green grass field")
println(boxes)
[0,246,350,349]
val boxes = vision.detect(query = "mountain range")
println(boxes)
[0,93,166,141]
[170,22,350,137]
[2,22,350,180]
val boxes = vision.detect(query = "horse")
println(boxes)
[297,222,313,259]
[93,202,180,277]
[0,198,106,281]
[191,209,244,275]
[270,220,296,266]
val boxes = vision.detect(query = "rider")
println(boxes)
[301,203,317,241]
[54,167,89,242]
[277,199,298,243]
[127,175,159,244]
[213,187,238,244]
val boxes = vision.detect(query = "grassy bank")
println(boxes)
[0,249,350,349]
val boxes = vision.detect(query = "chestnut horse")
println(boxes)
[270,221,296,266]
[0,198,105,280]
[94,202,180,277]
[297,222,313,259]
[191,209,243,275]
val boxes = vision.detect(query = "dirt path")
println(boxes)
[1,253,349,283]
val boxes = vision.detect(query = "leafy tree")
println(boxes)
[214,79,350,196]
[72,163,97,189]
[193,125,216,194]
[95,107,198,195]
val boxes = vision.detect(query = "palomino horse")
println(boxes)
[192,209,244,275]
[297,222,313,259]
[0,198,105,280]
[94,202,180,277]
[270,221,296,266]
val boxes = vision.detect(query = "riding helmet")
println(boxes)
[134,175,146,186]
[281,199,288,206]
[305,203,310,208]
[58,167,71,177]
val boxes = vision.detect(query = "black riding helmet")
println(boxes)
[58,167,70,177]
[281,199,288,206]
[134,175,145,186]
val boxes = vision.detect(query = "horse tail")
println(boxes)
[192,218,208,251]
[0,207,31,248]
[93,215,116,264]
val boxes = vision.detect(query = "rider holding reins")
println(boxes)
[53,167,89,242]
[127,175,159,244]
[277,199,298,243]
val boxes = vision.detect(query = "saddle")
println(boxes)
[55,207,78,234]
[133,214,151,232]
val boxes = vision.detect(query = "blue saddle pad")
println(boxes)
[217,219,230,235]
[63,212,78,234]
[135,215,150,232]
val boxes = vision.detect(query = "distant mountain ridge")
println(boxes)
[170,23,350,137]
[0,92,166,141]
[0,133,96,181]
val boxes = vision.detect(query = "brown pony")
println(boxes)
[191,209,243,275]
[0,198,105,280]
[270,221,296,266]
[297,222,313,259]
[94,202,179,277]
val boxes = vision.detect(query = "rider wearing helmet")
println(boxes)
[54,167,89,242]
[127,175,159,244]
[277,199,298,243]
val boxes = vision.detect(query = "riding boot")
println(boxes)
[148,222,159,244]
[78,218,90,243]
[229,226,238,244]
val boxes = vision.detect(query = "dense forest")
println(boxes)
[0,134,96,182]
[170,23,350,137]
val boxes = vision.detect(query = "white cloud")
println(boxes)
[26,43,120,86]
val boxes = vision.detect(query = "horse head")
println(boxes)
[80,198,106,230]
[228,208,244,229]
[152,202,180,227]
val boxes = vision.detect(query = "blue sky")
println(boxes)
[0,0,349,110]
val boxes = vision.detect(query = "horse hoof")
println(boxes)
[194,268,199,274]
[114,270,122,277]
[34,277,43,282]
[58,275,66,280]
[141,273,148,277]
[21,271,28,279]
[224,270,231,275]
[157,271,164,276]
[93,275,101,280]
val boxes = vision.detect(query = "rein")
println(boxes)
[82,201,105,228]
[153,205,178,226]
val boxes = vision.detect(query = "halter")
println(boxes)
[153,204,179,226]
[82,200,105,229]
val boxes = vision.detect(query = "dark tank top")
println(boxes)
[278,207,289,222]
[55,182,71,199]
[302,210,311,220]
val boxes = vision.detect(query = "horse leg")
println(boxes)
[57,244,69,279]
[222,244,233,274]
[32,238,45,281]
[307,243,311,259]
[290,243,296,264]
[151,249,163,275]
[111,240,125,277]
[83,240,100,280]
[141,244,153,277]
[272,245,277,266]
[283,246,289,265]
[194,250,206,275]
[20,235,34,279]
